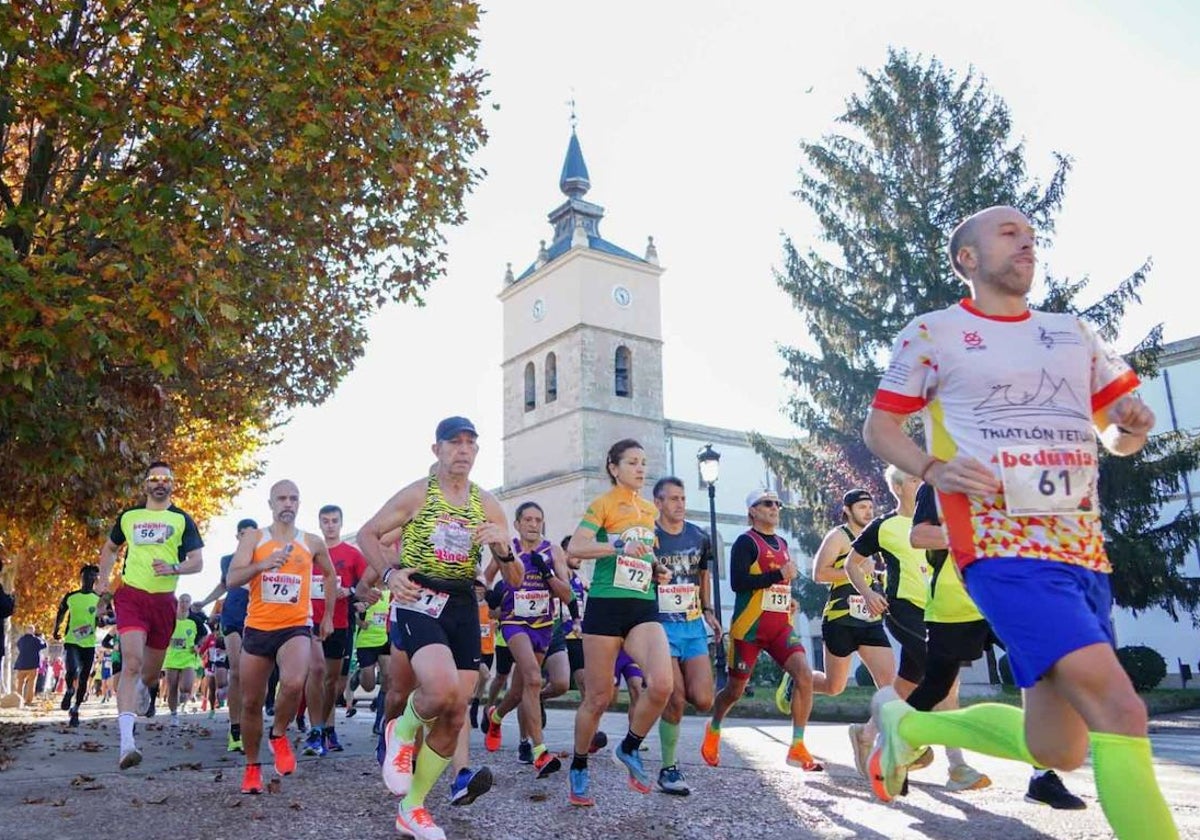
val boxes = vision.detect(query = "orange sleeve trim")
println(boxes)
[937,490,978,571]
[1091,369,1140,414]
[872,390,926,414]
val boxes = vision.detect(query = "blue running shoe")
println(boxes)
[302,728,326,757]
[324,728,344,752]
[611,743,651,793]
[376,729,386,766]
[450,766,494,806]
[568,767,594,807]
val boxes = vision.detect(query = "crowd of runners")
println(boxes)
[59,206,1175,839]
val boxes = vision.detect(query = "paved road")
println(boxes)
[2,701,1198,839]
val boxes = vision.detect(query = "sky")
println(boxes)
[181,0,1197,600]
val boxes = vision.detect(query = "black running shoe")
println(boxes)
[518,740,533,765]
[1026,771,1086,810]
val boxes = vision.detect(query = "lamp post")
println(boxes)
[697,443,726,685]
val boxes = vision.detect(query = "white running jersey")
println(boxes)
[873,299,1139,573]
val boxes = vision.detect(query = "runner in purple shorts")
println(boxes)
[614,649,645,731]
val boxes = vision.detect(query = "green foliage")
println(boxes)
[1117,645,1168,692]
[756,48,1200,620]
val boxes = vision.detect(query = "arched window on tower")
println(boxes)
[524,361,536,412]
[614,346,632,398]
[545,352,558,403]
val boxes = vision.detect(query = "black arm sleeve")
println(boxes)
[850,517,884,557]
[179,511,204,555]
[54,593,72,634]
[729,534,783,593]
[108,512,127,546]
[698,530,713,572]
[913,483,940,527]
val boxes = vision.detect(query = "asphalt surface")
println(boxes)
[1,698,1199,839]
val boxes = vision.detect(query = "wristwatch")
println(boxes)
[612,538,626,554]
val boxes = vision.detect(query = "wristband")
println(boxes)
[381,568,395,586]
[703,607,715,614]
[1116,425,1145,436]
[919,456,944,483]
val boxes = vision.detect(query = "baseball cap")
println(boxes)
[745,488,782,508]
[435,416,478,441]
[842,489,873,507]
[236,518,258,531]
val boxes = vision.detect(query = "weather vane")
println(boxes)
[566,90,578,131]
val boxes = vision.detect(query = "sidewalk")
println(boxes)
[2,699,1199,839]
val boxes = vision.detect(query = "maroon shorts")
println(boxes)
[728,625,806,681]
[114,585,178,651]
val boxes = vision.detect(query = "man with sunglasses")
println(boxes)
[701,489,822,771]
[97,460,205,769]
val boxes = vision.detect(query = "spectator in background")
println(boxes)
[15,626,45,705]
[0,552,14,684]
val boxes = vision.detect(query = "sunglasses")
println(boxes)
[755,500,783,509]
[146,476,174,484]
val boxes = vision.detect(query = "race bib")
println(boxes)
[613,556,653,594]
[311,575,325,600]
[370,610,388,628]
[132,522,170,545]
[430,518,473,564]
[763,583,792,613]
[395,586,449,619]
[171,637,187,649]
[514,590,551,619]
[72,625,92,641]
[262,572,302,604]
[847,595,872,621]
[479,622,491,638]
[657,583,697,615]
[999,445,1099,517]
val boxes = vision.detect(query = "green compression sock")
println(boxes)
[896,702,1039,766]
[401,741,453,809]
[659,719,680,766]
[394,696,434,742]
[1090,732,1177,840]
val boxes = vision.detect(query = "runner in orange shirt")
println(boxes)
[226,479,336,794]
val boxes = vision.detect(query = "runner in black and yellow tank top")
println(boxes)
[356,417,514,840]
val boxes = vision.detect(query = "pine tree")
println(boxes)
[756,48,1200,620]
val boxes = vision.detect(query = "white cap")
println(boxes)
[745,488,782,508]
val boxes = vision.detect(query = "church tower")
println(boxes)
[496,130,666,538]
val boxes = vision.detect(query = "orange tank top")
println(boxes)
[479,602,495,655]
[246,529,314,631]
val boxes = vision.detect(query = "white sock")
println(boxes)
[946,746,966,767]
[119,712,136,751]
[1031,768,1050,779]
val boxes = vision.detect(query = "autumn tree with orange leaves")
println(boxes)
[0,0,488,624]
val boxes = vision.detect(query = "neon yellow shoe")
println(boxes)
[866,687,923,803]
[774,673,792,715]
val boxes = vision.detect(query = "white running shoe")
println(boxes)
[395,802,445,840]
[382,718,415,796]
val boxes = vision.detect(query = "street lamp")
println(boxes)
[697,443,726,685]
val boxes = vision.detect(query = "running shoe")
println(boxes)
[657,764,690,796]
[169,712,180,728]
[517,740,533,764]
[786,740,824,771]
[118,746,142,770]
[534,749,562,779]
[208,708,216,720]
[227,731,244,753]
[146,686,158,718]
[60,692,72,711]
[395,802,446,840]
[910,745,934,770]
[449,765,493,806]
[376,729,386,766]
[568,766,594,807]
[324,729,344,752]
[483,706,503,752]
[1026,770,1087,810]
[700,722,721,767]
[382,719,415,796]
[588,730,608,754]
[241,763,264,795]
[345,706,357,719]
[135,680,152,716]
[268,732,296,776]
[866,687,922,803]
[611,742,651,793]
[302,728,326,757]
[774,673,793,715]
[68,708,80,728]
[848,723,872,779]
[296,713,308,733]
[947,764,992,792]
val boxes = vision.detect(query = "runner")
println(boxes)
[652,476,722,795]
[52,564,102,727]
[357,416,513,840]
[164,594,201,725]
[701,488,822,772]
[226,479,336,795]
[862,205,1175,839]
[302,504,367,757]
[197,518,257,751]
[353,575,392,737]
[468,579,495,734]
[97,461,205,769]
[566,438,673,807]
[200,622,229,718]
[909,481,1086,806]
[483,501,574,780]
[796,488,894,777]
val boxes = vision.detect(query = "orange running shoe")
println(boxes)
[241,763,264,795]
[268,732,296,776]
[533,749,562,780]
[786,740,824,772]
[700,722,721,767]
[484,706,503,752]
